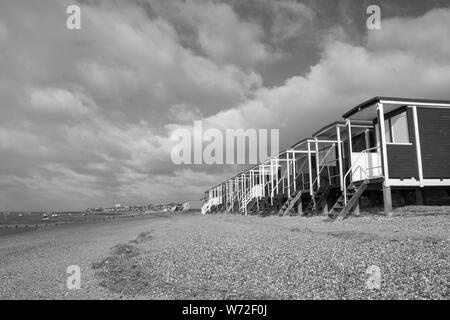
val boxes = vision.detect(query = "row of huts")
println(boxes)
[201,97,450,220]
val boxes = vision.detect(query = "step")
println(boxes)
[346,193,355,197]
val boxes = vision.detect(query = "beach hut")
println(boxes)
[203,97,450,220]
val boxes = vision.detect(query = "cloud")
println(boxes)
[199,8,450,150]
[151,0,281,67]
[367,8,450,62]
[270,0,317,43]
[0,0,269,209]
[28,87,95,116]
[0,1,449,210]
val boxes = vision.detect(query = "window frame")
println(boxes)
[385,110,412,145]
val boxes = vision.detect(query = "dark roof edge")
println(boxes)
[343,97,450,119]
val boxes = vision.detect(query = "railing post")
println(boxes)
[287,152,291,198]
[315,138,320,190]
[336,125,344,191]
[308,141,313,197]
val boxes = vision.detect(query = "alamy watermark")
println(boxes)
[170,121,279,165]
[365,265,381,290]
[66,5,81,30]
[65,4,381,31]
[366,5,382,30]
[66,265,81,290]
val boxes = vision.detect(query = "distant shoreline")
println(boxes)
[0,210,178,237]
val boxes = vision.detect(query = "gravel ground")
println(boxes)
[0,213,172,299]
[1,208,449,299]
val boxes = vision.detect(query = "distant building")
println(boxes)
[182,200,203,211]
[115,204,121,209]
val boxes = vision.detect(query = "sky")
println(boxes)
[0,0,450,211]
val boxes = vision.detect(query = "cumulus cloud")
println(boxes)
[270,0,317,43]
[151,0,281,67]
[28,88,95,116]
[200,8,450,149]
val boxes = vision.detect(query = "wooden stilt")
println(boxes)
[354,199,360,216]
[322,198,329,215]
[297,197,303,215]
[415,188,424,205]
[383,185,393,217]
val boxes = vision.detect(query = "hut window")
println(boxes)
[384,119,392,142]
[386,111,410,144]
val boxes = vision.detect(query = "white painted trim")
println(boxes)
[291,150,317,154]
[309,139,340,144]
[411,106,424,188]
[380,100,450,108]
[423,179,450,186]
[388,178,450,187]
[378,103,390,187]
[350,124,374,128]
[314,123,372,139]
[386,142,413,146]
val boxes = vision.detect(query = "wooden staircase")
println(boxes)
[278,190,303,216]
[329,180,368,221]
[304,186,330,216]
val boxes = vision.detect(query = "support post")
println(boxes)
[412,106,424,187]
[365,129,370,150]
[244,173,247,195]
[354,199,360,217]
[322,198,328,215]
[308,142,313,197]
[259,166,263,200]
[383,185,393,217]
[347,119,353,185]
[297,197,303,215]
[315,138,320,190]
[270,159,274,206]
[275,157,279,194]
[241,178,244,201]
[337,125,344,191]
[415,188,424,205]
[287,152,291,198]
[292,151,297,193]
[378,103,392,217]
